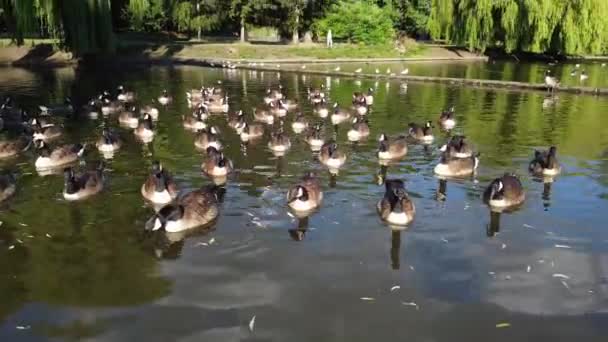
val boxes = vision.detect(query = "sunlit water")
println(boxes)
[1,63,608,341]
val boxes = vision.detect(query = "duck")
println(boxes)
[529,146,561,176]
[314,99,330,118]
[39,97,74,116]
[438,107,456,130]
[140,103,160,120]
[439,135,473,158]
[408,121,434,143]
[319,140,347,169]
[182,108,208,131]
[63,164,104,201]
[434,150,479,177]
[32,123,63,142]
[0,173,16,202]
[377,179,415,225]
[34,140,85,169]
[194,126,222,150]
[377,134,408,160]
[0,135,31,159]
[237,122,265,142]
[305,124,325,150]
[291,112,309,134]
[483,173,525,209]
[330,103,351,125]
[118,106,139,128]
[145,185,221,233]
[116,85,135,102]
[268,131,291,153]
[158,89,172,105]
[134,113,155,140]
[202,146,233,177]
[254,105,275,124]
[544,70,559,91]
[141,161,179,204]
[365,88,374,106]
[286,172,323,213]
[580,71,589,82]
[96,127,121,153]
[347,116,370,141]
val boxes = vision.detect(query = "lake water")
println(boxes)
[1,63,608,341]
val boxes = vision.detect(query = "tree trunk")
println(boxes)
[197,26,202,41]
[292,8,300,44]
[240,17,246,43]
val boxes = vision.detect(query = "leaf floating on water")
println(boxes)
[360,297,375,301]
[249,315,256,332]
[488,271,496,276]
[0,221,3,227]
[561,280,570,290]
[15,325,30,330]
[555,244,571,249]
[501,243,507,249]
[409,265,415,271]
[496,323,511,328]
[526,265,531,273]
[45,233,52,238]
[390,285,400,292]
[8,245,15,250]
[18,223,28,227]
[523,224,534,229]
[195,242,209,247]
[401,302,419,310]
[208,238,216,245]
[441,237,449,243]
[553,273,570,280]
[286,212,295,219]
[16,239,23,244]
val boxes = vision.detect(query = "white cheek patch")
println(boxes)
[296,187,304,198]
[153,218,162,231]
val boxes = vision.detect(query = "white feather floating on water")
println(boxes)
[401,302,419,310]
[526,265,531,273]
[360,297,375,301]
[249,315,256,332]
[209,238,215,245]
[441,237,449,243]
[390,286,400,292]
[501,243,507,249]
[523,224,534,229]
[561,280,570,290]
[553,273,570,280]
[15,325,30,330]
[555,244,572,249]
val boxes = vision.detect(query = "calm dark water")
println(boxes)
[1,63,608,341]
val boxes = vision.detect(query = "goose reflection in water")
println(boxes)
[289,216,310,242]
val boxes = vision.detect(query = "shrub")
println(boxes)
[312,2,395,45]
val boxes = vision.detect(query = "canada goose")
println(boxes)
[580,71,589,81]
[544,70,559,91]
[308,85,326,104]
[194,126,222,150]
[434,150,479,177]
[0,135,31,159]
[314,99,330,118]
[355,68,363,73]
[365,88,374,106]
[141,161,179,204]
[438,107,456,130]
[158,89,172,105]
[23,110,54,128]
[118,107,139,128]
[32,123,63,142]
[400,68,409,75]
[347,116,370,141]
[331,103,351,125]
[352,101,368,115]
[268,131,291,153]
[101,94,123,115]
[575,63,580,68]
[334,66,341,71]
[34,140,85,169]
[529,146,561,176]
[286,172,323,213]
[96,127,121,153]
[63,164,104,201]
[319,140,347,169]
[84,96,102,118]
[116,85,135,102]
[237,122,264,142]
[269,100,288,117]
[140,103,160,120]
[305,124,325,150]
[39,97,73,116]
[182,109,207,131]
[202,146,233,177]
[228,110,245,131]
[570,69,577,77]
[134,113,155,140]
[377,179,415,225]
[206,96,229,113]
[0,173,16,202]
[483,173,525,209]
[292,112,309,134]
[145,185,221,233]
[439,135,473,158]
[377,134,408,160]
[264,87,284,104]
[254,105,275,124]
[408,121,434,143]
[280,99,298,111]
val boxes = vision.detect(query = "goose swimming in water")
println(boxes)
[529,146,561,176]
[377,179,415,226]
[483,173,525,209]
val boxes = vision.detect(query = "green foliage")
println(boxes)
[387,0,432,37]
[124,0,167,32]
[428,0,608,55]
[313,1,396,45]
[170,1,225,37]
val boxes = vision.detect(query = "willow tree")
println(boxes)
[0,0,115,55]
[172,0,226,40]
[428,0,608,55]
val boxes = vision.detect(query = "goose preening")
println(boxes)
[145,185,221,233]
[483,173,525,209]
[529,146,561,176]
[141,161,179,205]
[439,135,473,158]
[287,172,323,214]
[377,179,415,226]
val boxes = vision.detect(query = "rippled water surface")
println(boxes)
[1,63,608,341]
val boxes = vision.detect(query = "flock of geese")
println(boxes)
[0,78,562,232]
